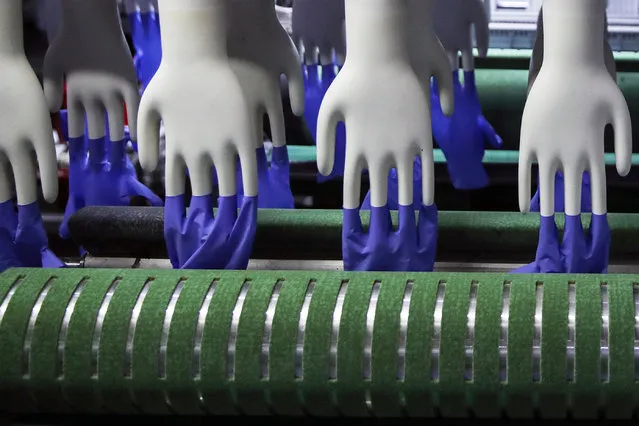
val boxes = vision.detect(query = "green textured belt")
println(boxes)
[1,268,638,418]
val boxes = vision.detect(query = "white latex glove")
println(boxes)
[433,0,489,70]
[227,0,305,147]
[317,0,433,209]
[0,0,58,205]
[528,6,616,94]
[408,0,454,116]
[138,0,257,198]
[519,0,632,217]
[43,0,139,142]
[292,0,346,65]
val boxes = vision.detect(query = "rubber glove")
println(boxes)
[303,64,346,181]
[58,134,87,239]
[432,71,502,190]
[517,0,631,274]
[0,201,22,272]
[513,215,609,274]
[237,146,294,209]
[361,156,423,211]
[128,4,162,90]
[318,0,437,272]
[531,171,592,213]
[0,0,60,269]
[139,0,259,270]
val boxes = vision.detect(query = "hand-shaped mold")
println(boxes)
[292,0,346,65]
[317,0,437,272]
[516,0,631,274]
[124,0,162,90]
[0,0,62,270]
[138,0,258,270]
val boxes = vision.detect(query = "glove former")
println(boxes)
[530,171,592,213]
[237,145,294,209]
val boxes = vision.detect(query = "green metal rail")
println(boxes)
[1,268,638,418]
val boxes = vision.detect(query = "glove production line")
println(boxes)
[3,0,639,422]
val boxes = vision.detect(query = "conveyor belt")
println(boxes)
[1,268,639,418]
[68,206,639,265]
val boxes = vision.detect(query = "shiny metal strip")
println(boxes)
[159,280,185,379]
[363,281,381,381]
[600,283,610,383]
[22,278,55,378]
[124,279,152,378]
[329,281,348,381]
[532,283,543,383]
[0,276,25,326]
[261,280,283,380]
[56,278,87,379]
[464,281,479,382]
[227,281,250,380]
[192,279,218,413]
[91,278,121,378]
[294,280,315,380]
[567,282,576,383]
[431,281,446,381]
[499,282,511,383]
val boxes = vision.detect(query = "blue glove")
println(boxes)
[530,171,592,213]
[129,10,162,90]
[0,201,22,272]
[361,156,423,211]
[237,146,294,209]
[303,64,345,182]
[14,203,64,268]
[59,134,87,239]
[342,204,437,272]
[432,71,502,190]
[513,214,609,274]
[164,194,257,270]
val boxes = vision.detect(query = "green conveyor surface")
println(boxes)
[1,268,639,418]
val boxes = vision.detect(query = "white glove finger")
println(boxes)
[238,143,258,198]
[263,82,287,148]
[84,100,106,140]
[283,38,306,116]
[517,147,534,214]
[318,46,333,65]
[368,159,391,209]
[316,89,344,177]
[303,44,318,65]
[470,0,489,57]
[187,155,213,197]
[343,153,363,210]
[0,154,14,203]
[395,153,415,208]
[164,151,186,198]
[607,89,632,177]
[213,149,238,199]
[10,149,38,206]
[66,98,86,139]
[137,88,162,172]
[589,157,607,216]
[563,166,585,217]
[538,161,557,218]
[42,44,65,113]
[420,138,435,207]
[30,112,59,203]
[431,39,455,116]
[104,95,126,141]
[122,84,141,141]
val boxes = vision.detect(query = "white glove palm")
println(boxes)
[0,1,57,205]
[292,0,346,65]
[138,0,257,198]
[519,1,631,217]
[43,0,139,141]
[318,0,433,209]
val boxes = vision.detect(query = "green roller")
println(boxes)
[1,268,639,419]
